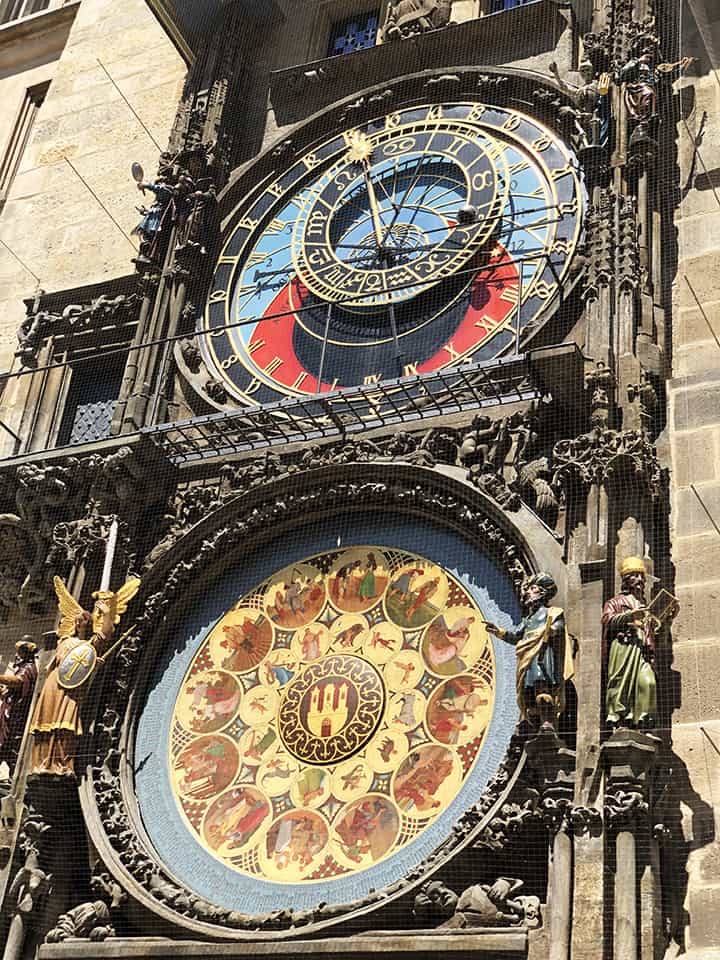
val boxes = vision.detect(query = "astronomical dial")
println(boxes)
[202,101,584,406]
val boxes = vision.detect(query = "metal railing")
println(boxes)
[141,345,581,466]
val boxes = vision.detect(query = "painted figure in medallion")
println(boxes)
[204,787,270,853]
[181,671,241,734]
[329,551,389,613]
[386,564,447,629]
[422,611,482,676]
[265,811,327,872]
[0,639,38,779]
[266,567,325,628]
[334,796,399,864]
[216,613,272,672]
[30,577,139,777]
[393,745,455,814]
[602,556,673,729]
[427,675,489,745]
[484,573,574,728]
[175,736,238,801]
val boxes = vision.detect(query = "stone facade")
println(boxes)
[0,0,185,373]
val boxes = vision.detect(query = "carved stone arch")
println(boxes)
[80,462,566,941]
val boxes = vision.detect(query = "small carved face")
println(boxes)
[579,61,595,82]
[75,611,93,639]
[523,583,545,609]
[415,881,458,920]
[623,571,646,598]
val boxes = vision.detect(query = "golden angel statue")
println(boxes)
[29,576,140,778]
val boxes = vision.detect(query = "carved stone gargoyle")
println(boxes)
[414,878,541,929]
[382,0,452,42]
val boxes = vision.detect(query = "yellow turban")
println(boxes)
[619,556,647,578]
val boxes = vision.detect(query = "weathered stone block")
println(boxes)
[674,582,720,641]
[672,484,720,537]
[672,534,720,586]
[671,428,720,486]
[671,377,720,431]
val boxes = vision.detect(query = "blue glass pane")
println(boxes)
[488,0,539,11]
[328,11,379,57]
[58,360,124,446]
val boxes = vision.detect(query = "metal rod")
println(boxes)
[0,236,41,284]
[64,157,137,251]
[318,302,333,390]
[514,265,524,356]
[684,274,720,351]
[96,59,164,153]
[690,483,720,537]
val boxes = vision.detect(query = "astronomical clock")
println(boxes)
[135,523,523,918]
[125,84,586,934]
[200,100,584,405]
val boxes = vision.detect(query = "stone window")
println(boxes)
[0,81,49,208]
[56,357,125,448]
[484,0,539,12]
[327,8,380,56]
[0,0,50,25]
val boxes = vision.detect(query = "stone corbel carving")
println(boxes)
[175,337,232,412]
[414,878,541,929]
[16,295,140,368]
[552,428,663,499]
[585,361,616,429]
[45,872,126,944]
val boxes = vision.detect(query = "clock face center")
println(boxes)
[328,152,467,281]
[278,654,385,765]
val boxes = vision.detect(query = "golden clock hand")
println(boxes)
[361,157,386,251]
[345,130,386,253]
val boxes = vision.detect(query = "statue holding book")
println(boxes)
[602,556,678,729]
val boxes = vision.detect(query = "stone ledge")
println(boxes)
[0,0,79,50]
[269,1,572,126]
[38,930,529,959]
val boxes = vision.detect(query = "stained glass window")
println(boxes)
[328,10,379,57]
[487,0,540,12]
[57,358,124,447]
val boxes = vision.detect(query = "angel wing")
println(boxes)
[112,577,141,622]
[53,576,83,640]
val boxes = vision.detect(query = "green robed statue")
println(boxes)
[602,556,677,729]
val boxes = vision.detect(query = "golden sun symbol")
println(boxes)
[345,130,374,165]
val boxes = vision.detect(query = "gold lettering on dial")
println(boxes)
[475,314,504,336]
[443,341,460,362]
[264,357,284,376]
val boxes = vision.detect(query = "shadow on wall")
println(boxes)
[656,744,716,953]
